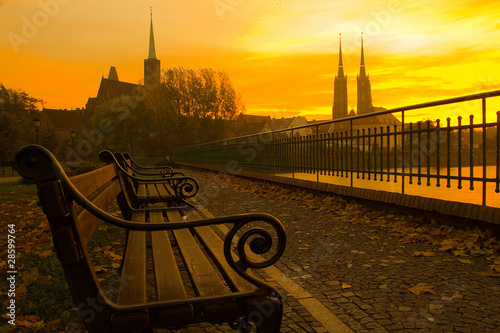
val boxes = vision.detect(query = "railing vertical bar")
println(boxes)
[386,125,390,182]
[362,129,366,179]
[380,126,384,182]
[496,111,500,194]
[272,132,275,176]
[367,128,371,180]
[458,116,463,189]
[446,118,451,188]
[417,121,422,185]
[401,111,405,193]
[394,124,398,183]
[436,119,441,188]
[292,129,295,178]
[322,132,325,176]
[336,131,339,176]
[409,122,413,185]
[350,120,354,186]
[356,129,360,179]
[328,132,331,176]
[482,99,487,205]
[469,115,474,191]
[316,125,320,182]
[374,127,378,181]
[426,120,431,186]
[340,131,344,178]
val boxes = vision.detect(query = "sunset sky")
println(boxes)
[2,0,500,122]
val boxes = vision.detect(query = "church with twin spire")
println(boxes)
[332,33,400,130]
[332,33,374,120]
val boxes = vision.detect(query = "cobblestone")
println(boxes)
[155,169,500,332]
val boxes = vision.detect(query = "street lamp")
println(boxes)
[71,130,76,162]
[33,118,41,145]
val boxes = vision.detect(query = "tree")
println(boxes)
[89,67,245,157]
[0,84,43,165]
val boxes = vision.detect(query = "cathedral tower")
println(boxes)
[144,12,161,88]
[357,33,373,115]
[332,34,348,120]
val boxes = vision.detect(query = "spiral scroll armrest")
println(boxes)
[167,177,199,198]
[221,214,287,287]
[160,168,177,178]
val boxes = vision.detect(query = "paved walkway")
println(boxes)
[160,168,500,333]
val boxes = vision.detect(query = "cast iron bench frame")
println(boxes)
[15,145,286,333]
[100,151,199,208]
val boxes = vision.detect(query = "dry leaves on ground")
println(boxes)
[196,171,500,276]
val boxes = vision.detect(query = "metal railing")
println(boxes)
[173,90,500,207]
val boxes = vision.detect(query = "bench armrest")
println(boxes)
[122,152,174,172]
[114,153,184,178]
[100,151,199,198]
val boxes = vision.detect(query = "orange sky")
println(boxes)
[2,0,500,123]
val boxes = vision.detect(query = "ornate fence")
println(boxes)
[173,90,500,207]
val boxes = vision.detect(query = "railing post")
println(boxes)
[496,111,500,194]
[469,115,474,191]
[481,99,485,204]
[401,110,405,194]
[350,119,354,187]
[316,125,319,182]
[272,132,275,176]
[458,116,463,190]
[436,119,441,188]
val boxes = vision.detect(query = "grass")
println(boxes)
[0,166,19,178]
[0,181,37,202]
[0,180,124,332]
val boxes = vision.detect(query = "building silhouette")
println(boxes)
[332,33,374,119]
[39,13,162,149]
[86,12,161,116]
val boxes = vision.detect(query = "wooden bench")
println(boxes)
[100,151,199,209]
[15,145,287,333]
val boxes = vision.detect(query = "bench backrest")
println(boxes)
[16,145,120,332]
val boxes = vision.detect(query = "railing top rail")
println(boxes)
[175,89,500,150]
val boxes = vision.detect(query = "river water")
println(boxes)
[276,166,500,208]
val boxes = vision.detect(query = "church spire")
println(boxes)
[359,32,366,77]
[148,9,157,59]
[332,33,348,123]
[357,32,372,115]
[144,8,161,87]
[338,33,344,77]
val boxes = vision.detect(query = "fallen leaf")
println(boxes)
[342,283,352,289]
[23,267,39,284]
[409,283,436,295]
[413,251,437,257]
[458,259,473,264]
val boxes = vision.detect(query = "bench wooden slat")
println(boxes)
[184,210,256,293]
[166,210,230,297]
[136,183,147,197]
[155,183,174,197]
[117,212,147,305]
[70,164,117,198]
[149,211,188,301]
[147,183,160,198]
[75,179,122,247]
